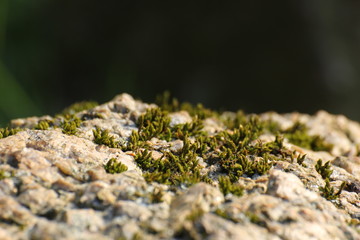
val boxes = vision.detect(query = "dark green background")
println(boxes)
[1,1,360,126]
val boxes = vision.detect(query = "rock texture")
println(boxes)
[0,93,359,240]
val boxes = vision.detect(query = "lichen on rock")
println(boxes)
[0,92,359,239]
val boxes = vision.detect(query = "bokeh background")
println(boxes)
[1,1,360,126]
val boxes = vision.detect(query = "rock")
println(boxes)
[0,196,35,226]
[266,169,319,203]
[62,209,105,232]
[198,213,280,240]
[170,182,224,231]
[169,111,193,126]
[1,93,360,239]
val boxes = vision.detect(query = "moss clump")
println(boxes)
[314,158,346,201]
[0,127,22,139]
[156,91,215,119]
[34,120,54,130]
[185,208,205,222]
[319,179,346,200]
[296,154,306,166]
[149,187,165,203]
[245,211,265,227]
[0,170,13,180]
[80,112,104,121]
[315,159,333,180]
[171,116,204,140]
[104,158,128,174]
[61,101,98,115]
[284,122,333,152]
[61,116,82,135]
[218,176,243,196]
[135,137,211,186]
[216,126,285,181]
[136,107,172,141]
[124,99,291,186]
[123,107,207,151]
[93,127,119,148]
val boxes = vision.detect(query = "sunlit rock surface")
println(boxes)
[0,93,359,240]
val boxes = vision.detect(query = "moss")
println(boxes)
[91,93,336,194]
[218,176,243,196]
[284,122,333,152]
[214,208,234,222]
[80,112,104,121]
[133,134,212,186]
[319,179,346,200]
[61,101,98,115]
[296,154,306,166]
[315,159,333,180]
[156,91,215,119]
[0,127,22,139]
[34,120,54,130]
[216,129,283,180]
[61,117,82,135]
[245,211,266,227]
[104,158,128,174]
[93,127,119,148]
[185,208,205,222]
[0,170,11,180]
[171,116,205,140]
[149,187,165,203]
[137,107,171,140]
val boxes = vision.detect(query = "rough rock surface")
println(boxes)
[0,93,359,240]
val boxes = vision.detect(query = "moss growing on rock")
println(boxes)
[93,127,119,148]
[315,159,333,180]
[284,122,333,152]
[319,179,346,200]
[61,101,98,115]
[34,120,54,130]
[218,175,243,196]
[61,117,82,135]
[104,158,128,174]
[0,127,22,139]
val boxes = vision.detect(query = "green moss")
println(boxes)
[61,101,98,115]
[315,159,333,180]
[218,176,243,196]
[245,211,265,227]
[0,127,22,139]
[284,122,333,152]
[123,107,207,151]
[156,91,215,119]
[81,112,104,121]
[149,187,165,203]
[104,158,128,174]
[103,93,334,194]
[134,135,211,186]
[296,154,306,166]
[0,170,11,180]
[216,127,282,180]
[93,127,119,148]
[137,108,171,137]
[34,120,53,130]
[220,110,247,130]
[319,179,346,200]
[185,208,205,222]
[61,116,82,135]
[171,116,204,140]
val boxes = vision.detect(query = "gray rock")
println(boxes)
[0,93,359,239]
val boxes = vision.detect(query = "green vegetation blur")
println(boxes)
[1,1,360,126]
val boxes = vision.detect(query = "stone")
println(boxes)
[0,93,360,239]
[170,182,224,231]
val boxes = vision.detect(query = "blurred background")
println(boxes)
[1,0,360,126]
